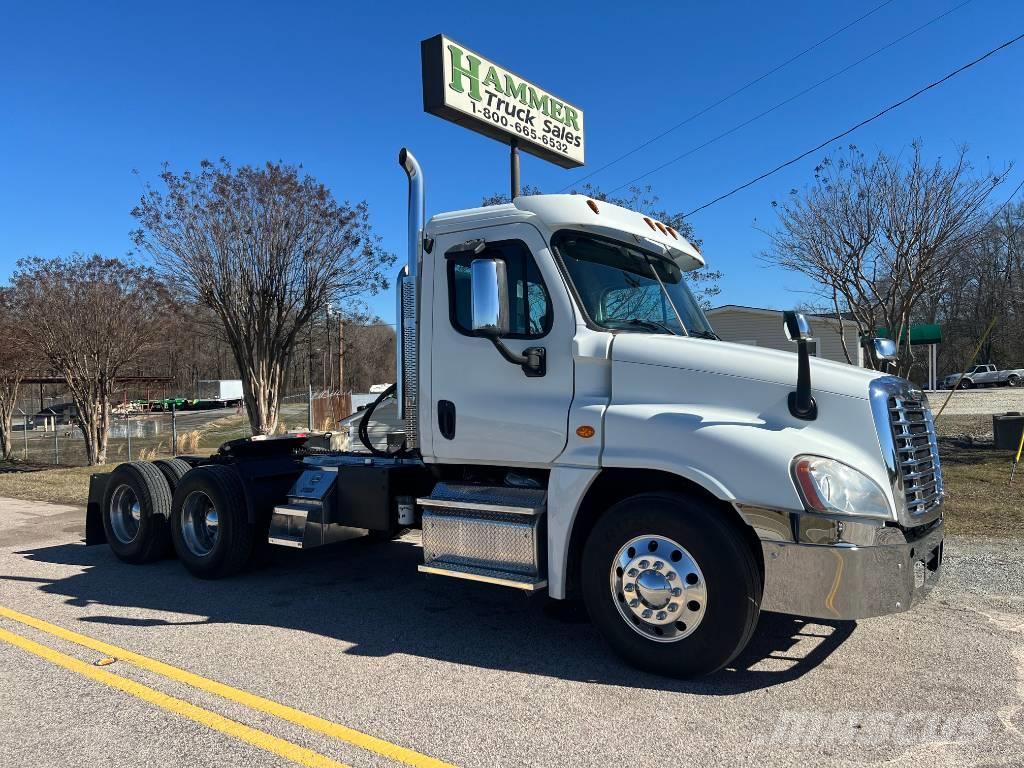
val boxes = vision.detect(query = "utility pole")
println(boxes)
[325,305,333,391]
[337,315,345,393]
[510,138,520,200]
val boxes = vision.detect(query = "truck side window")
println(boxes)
[447,239,552,339]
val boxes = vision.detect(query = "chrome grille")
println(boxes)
[888,394,943,518]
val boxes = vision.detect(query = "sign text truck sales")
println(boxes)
[421,34,586,168]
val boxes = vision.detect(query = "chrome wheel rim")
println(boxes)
[108,485,142,545]
[181,491,220,557]
[609,535,707,643]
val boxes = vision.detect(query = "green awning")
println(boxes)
[875,323,942,346]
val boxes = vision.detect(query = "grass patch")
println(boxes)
[939,441,1023,537]
[0,463,107,506]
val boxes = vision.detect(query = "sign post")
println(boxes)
[422,34,585,194]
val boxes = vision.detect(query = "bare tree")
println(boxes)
[0,291,33,461]
[763,144,1005,376]
[922,199,1024,376]
[340,317,396,393]
[8,255,169,465]
[131,159,395,435]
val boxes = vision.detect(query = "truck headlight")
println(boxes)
[792,455,892,518]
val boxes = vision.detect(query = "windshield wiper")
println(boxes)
[688,330,719,340]
[619,318,679,335]
[640,252,689,337]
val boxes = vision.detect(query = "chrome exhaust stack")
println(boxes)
[397,148,423,448]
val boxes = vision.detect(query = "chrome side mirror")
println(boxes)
[470,258,509,338]
[872,337,898,362]
[783,311,813,342]
[783,310,817,421]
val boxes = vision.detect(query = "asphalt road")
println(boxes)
[0,497,1022,768]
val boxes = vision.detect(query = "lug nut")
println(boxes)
[656,611,666,621]
[668,603,678,612]
[627,568,638,577]
[653,561,664,571]
[672,587,682,597]
[666,572,676,581]
[624,583,635,592]
[638,560,650,569]
[641,609,652,619]
[629,598,640,608]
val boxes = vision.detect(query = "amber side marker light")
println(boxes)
[586,199,600,214]
[655,221,668,235]
[643,217,657,231]
[576,425,596,438]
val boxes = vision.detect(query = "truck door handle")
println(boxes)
[438,400,456,440]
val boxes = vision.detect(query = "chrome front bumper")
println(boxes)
[759,518,944,621]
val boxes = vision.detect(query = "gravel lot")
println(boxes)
[0,497,1022,768]
[928,387,1024,416]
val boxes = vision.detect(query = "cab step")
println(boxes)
[417,482,547,591]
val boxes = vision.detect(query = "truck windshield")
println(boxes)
[553,232,716,338]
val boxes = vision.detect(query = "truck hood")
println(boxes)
[611,334,881,400]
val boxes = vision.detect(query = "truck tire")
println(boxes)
[153,458,192,493]
[1008,374,1021,388]
[170,465,254,579]
[581,492,761,678]
[102,462,173,564]
[958,379,973,390]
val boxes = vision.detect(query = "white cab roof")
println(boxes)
[426,194,705,271]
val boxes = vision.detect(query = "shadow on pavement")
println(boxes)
[8,537,855,694]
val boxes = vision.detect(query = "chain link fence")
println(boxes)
[8,389,357,468]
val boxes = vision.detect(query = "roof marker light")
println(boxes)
[655,221,668,235]
[666,226,679,240]
[586,199,600,214]
[643,217,657,231]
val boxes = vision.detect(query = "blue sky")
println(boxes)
[2,1,1022,324]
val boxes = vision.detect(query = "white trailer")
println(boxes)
[197,379,244,404]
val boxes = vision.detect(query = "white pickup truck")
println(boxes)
[942,363,1024,389]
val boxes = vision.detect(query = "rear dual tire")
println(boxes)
[581,492,761,678]
[153,458,192,492]
[102,462,173,564]
[170,465,254,579]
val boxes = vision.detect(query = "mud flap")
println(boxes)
[85,472,110,545]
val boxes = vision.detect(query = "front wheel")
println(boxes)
[1008,374,1021,388]
[581,493,761,678]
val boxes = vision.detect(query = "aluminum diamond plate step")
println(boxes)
[417,561,547,591]
[417,482,545,516]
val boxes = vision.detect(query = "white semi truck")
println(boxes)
[86,150,945,677]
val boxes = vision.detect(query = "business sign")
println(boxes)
[421,34,585,168]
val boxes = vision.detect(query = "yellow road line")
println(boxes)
[0,605,457,768]
[0,626,351,768]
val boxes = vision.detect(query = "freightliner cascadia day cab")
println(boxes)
[86,150,944,677]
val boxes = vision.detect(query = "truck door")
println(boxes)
[427,223,574,466]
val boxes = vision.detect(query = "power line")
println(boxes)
[560,0,899,191]
[683,31,1024,217]
[606,0,975,195]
